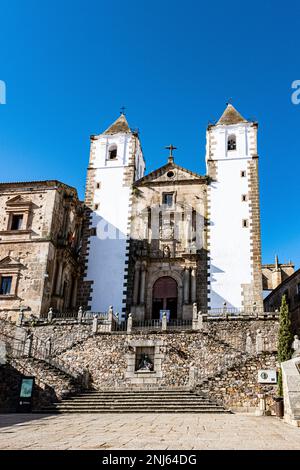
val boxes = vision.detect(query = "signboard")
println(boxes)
[159,310,170,321]
[258,369,277,384]
[17,377,35,412]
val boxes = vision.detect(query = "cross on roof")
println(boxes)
[120,106,126,115]
[165,144,177,160]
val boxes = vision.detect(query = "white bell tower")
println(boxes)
[83,113,145,315]
[206,104,263,311]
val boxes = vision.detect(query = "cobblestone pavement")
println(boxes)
[0,413,299,450]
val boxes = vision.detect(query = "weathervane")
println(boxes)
[165,144,177,163]
[226,97,233,106]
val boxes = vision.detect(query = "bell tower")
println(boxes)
[206,104,263,310]
[80,113,145,315]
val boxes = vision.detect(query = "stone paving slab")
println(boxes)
[0,413,299,450]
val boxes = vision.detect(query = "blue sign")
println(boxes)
[159,310,170,321]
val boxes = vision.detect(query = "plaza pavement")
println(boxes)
[0,413,299,450]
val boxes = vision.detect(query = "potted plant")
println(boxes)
[274,295,293,417]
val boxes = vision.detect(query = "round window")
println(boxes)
[167,171,174,178]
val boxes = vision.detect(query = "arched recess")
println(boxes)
[146,270,183,320]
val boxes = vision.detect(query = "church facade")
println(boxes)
[80,104,264,320]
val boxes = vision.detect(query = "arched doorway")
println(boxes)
[152,276,178,320]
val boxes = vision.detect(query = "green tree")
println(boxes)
[277,295,293,396]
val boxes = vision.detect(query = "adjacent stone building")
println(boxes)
[264,268,300,333]
[0,181,83,320]
[262,256,295,296]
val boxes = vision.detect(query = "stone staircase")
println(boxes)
[37,389,230,413]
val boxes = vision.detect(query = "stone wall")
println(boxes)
[0,358,79,412]
[198,352,278,413]
[0,318,279,412]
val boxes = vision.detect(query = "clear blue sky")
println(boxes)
[0,0,299,267]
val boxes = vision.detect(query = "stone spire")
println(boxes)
[217,103,248,125]
[275,254,279,270]
[103,114,131,135]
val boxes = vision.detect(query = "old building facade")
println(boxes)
[82,104,264,319]
[264,268,300,332]
[262,256,295,296]
[0,181,83,320]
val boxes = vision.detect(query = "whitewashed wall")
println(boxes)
[85,132,144,314]
[207,123,256,309]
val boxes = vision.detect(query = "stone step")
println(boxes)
[75,391,193,396]
[36,389,229,414]
[39,408,228,414]
[49,401,218,407]
[52,400,213,405]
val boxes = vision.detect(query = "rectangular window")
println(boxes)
[96,182,101,189]
[162,193,173,207]
[94,203,99,210]
[242,219,248,228]
[0,276,12,295]
[11,214,23,230]
[241,171,246,178]
[90,227,97,236]
[242,194,248,202]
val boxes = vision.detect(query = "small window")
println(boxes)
[241,170,246,178]
[95,203,99,210]
[0,276,12,295]
[11,214,23,230]
[227,134,236,151]
[242,219,248,228]
[167,170,174,178]
[163,193,173,207]
[90,227,97,236]
[242,194,248,202]
[96,182,101,189]
[108,145,117,160]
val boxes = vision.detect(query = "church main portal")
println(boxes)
[152,276,178,319]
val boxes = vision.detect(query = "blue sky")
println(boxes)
[0,0,299,267]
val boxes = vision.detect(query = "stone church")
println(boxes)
[80,104,263,320]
